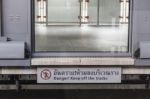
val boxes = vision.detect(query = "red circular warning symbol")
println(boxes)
[41,69,51,80]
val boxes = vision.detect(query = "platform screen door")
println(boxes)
[34,0,130,53]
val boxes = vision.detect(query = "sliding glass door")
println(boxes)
[34,0,130,53]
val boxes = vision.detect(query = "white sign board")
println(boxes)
[37,68,121,83]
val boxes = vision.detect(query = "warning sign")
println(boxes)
[41,69,51,80]
[37,68,121,83]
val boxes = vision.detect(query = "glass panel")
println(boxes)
[35,0,130,52]
[47,0,80,25]
[88,0,98,25]
[99,0,120,25]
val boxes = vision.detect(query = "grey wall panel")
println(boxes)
[0,37,7,42]
[132,0,150,52]
[0,42,25,59]
[134,0,150,11]
[140,42,150,58]
[132,0,150,65]
[0,0,1,36]
[2,0,31,50]
[0,0,31,66]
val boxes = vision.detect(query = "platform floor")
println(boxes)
[35,24,128,52]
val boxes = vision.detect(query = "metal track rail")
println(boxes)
[0,84,149,90]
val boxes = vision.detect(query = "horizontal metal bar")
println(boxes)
[123,67,150,74]
[0,68,36,75]
[1,67,150,75]
[31,57,134,66]
[33,52,131,57]
[0,59,30,67]
[0,85,17,90]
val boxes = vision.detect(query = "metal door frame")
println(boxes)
[31,0,133,57]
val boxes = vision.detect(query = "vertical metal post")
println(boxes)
[46,0,48,25]
[31,0,35,52]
